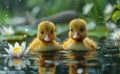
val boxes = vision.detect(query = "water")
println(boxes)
[0,47,120,74]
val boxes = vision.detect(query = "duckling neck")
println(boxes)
[41,40,54,44]
[72,38,84,43]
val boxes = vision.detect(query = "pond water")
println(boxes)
[0,43,120,74]
[0,0,120,74]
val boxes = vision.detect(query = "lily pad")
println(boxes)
[0,35,25,41]
[15,26,37,36]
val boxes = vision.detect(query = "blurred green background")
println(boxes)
[0,0,120,43]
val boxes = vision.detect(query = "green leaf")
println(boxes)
[88,26,110,37]
[0,35,25,41]
[56,25,69,36]
[112,10,120,22]
[15,26,37,36]
[117,4,120,9]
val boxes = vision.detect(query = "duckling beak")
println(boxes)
[44,35,52,42]
[73,32,80,40]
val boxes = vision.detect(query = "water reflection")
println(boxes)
[0,47,120,74]
[36,50,97,74]
[63,50,97,74]
[4,57,30,70]
[38,57,56,74]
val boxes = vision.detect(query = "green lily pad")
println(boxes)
[0,35,25,41]
[15,26,37,36]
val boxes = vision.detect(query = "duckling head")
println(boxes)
[69,19,87,41]
[37,21,56,43]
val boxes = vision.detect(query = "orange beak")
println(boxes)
[44,35,52,42]
[73,32,80,40]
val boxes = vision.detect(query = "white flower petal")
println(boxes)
[4,48,11,55]
[83,3,94,15]
[8,58,13,67]
[9,26,15,34]
[7,43,14,55]
[106,22,116,31]
[21,42,26,51]
[104,3,113,14]
[110,29,120,41]
[87,21,96,30]
[14,42,20,47]
[8,43,13,50]
[24,47,30,55]
[19,42,26,56]
[2,26,8,31]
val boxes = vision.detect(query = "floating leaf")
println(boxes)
[112,10,120,22]
[0,35,25,41]
[15,26,37,36]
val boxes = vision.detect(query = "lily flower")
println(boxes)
[83,3,94,15]
[4,42,29,57]
[110,29,120,41]
[87,21,96,31]
[0,26,15,35]
[104,3,113,14]
[105,21,116,31]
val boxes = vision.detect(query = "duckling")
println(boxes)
[63,19,97,50]
[29,21,61,53]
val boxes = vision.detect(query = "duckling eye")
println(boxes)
[70,29,73,32]
[40,31,44,34]
[80,28,84,31]
[51,30,53,34]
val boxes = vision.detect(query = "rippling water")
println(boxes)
[0,40,120,74]
[0,46,120,74]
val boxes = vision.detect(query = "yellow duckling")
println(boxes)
[29,21,61,53]
[63,19,97,50]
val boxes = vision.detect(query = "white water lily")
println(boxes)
[87,21,96,31]
[104,3,113,14]
[5,57,30,70]
[83,3,94,15]
[0,26,15,35]
[106,21,116,31]
[4,42,29,57]
[110,29,120,41]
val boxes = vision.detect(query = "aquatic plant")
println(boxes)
[4,42,29,57]
[110,29,120,41]
[82,3,94,15]
[0,26,15,35]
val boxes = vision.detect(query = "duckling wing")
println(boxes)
[83,37,97,50]
[29,38,41,51]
